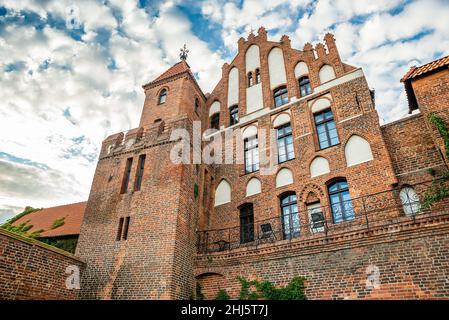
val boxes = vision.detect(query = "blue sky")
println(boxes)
[0,0,449,222]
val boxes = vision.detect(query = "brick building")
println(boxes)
[75,27,449,300]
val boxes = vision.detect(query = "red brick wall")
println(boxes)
[381,113,446,185]
[0,229,84,300]
[195,212,449,300]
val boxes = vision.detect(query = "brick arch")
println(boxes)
[299,183,325,203]
[309,95,333,111]
[195,272,228,300]
[342,132,372,147]
[156,86,169,98]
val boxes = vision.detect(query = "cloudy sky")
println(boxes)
[0,0,448,223]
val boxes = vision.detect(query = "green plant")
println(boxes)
[428,113,449,159]
[5,206,41,224]
[237,276,306,300]
[214,289,230,300]
[195,282,205,300]
[50,217,65,229]
[194,183,199,198]
[422,114,449,208]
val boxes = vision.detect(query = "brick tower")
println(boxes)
[76,54,206,299]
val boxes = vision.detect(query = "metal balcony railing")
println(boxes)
[196,180,449,254]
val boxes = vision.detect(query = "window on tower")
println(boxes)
[121,157,133,194]
[134,154,146,191]
[158,89,167,104]
[247,72,253,87]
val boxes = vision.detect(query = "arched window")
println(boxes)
[310,157,330,178]
[194,98,200,114]
[298,76,312,97]
[274,86,288,107]
[400,186,421,216]
[244,135,259,173]
[229,105,239,126]
[255,69,261,84]
[247,72,253,87]
[328,179,354,223]
[276,124,294,163]
[240,204,254,244]
[319,64,336,84]
[210,113,220,130]
[214,179,231,206]
[246,177,261,197]
[314,109,339,149]
[275,168,293,188]
[158,89,167,104]
[345,135,374,167]
[280,193,300,239]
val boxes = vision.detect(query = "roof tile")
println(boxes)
[12,202,86,237]
[401,55,449,82]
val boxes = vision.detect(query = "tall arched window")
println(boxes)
[229,105,239,126]
[240,204,254,244]
[400,186,421,216]
[255,69,261,84]
[280,193,300,239]
[158,89,167,104]
[210,113,220,130]
[244,135,259,173]
[276,124,294,163]
[298,76,312,97]
[328,179,354,223]
[274,86,288,107]
[247,72,253,87]
[314,109,339,149]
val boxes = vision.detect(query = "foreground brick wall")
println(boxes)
[0,229,84,300]
[195,212,449,300]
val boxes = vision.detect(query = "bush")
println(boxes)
[238,276,306,300]
[215,289,230,300]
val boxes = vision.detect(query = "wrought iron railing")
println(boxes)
[196,181,449,254]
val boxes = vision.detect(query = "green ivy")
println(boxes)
[428,113,449,159]
[194,183,199,199]
[422,114,449,208]
[1,221,43,239]
[214,289,230,300]
[237,276,306,300]
[50,217,65,229]
[195,282,205,300]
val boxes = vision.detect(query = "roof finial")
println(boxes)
[180,44,189,61]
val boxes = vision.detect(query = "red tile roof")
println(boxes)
[153,60,192,83]
[12,202,86,237]
[401,55,449,82]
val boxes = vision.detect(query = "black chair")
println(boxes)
[258,223,276,244]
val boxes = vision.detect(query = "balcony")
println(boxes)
[196,180,449,254]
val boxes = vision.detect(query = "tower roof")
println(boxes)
[144,60,192,87]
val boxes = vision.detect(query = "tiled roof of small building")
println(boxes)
[401,55,449,82]
[12,202,86,237]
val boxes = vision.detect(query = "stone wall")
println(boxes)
[0,228,84,300]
